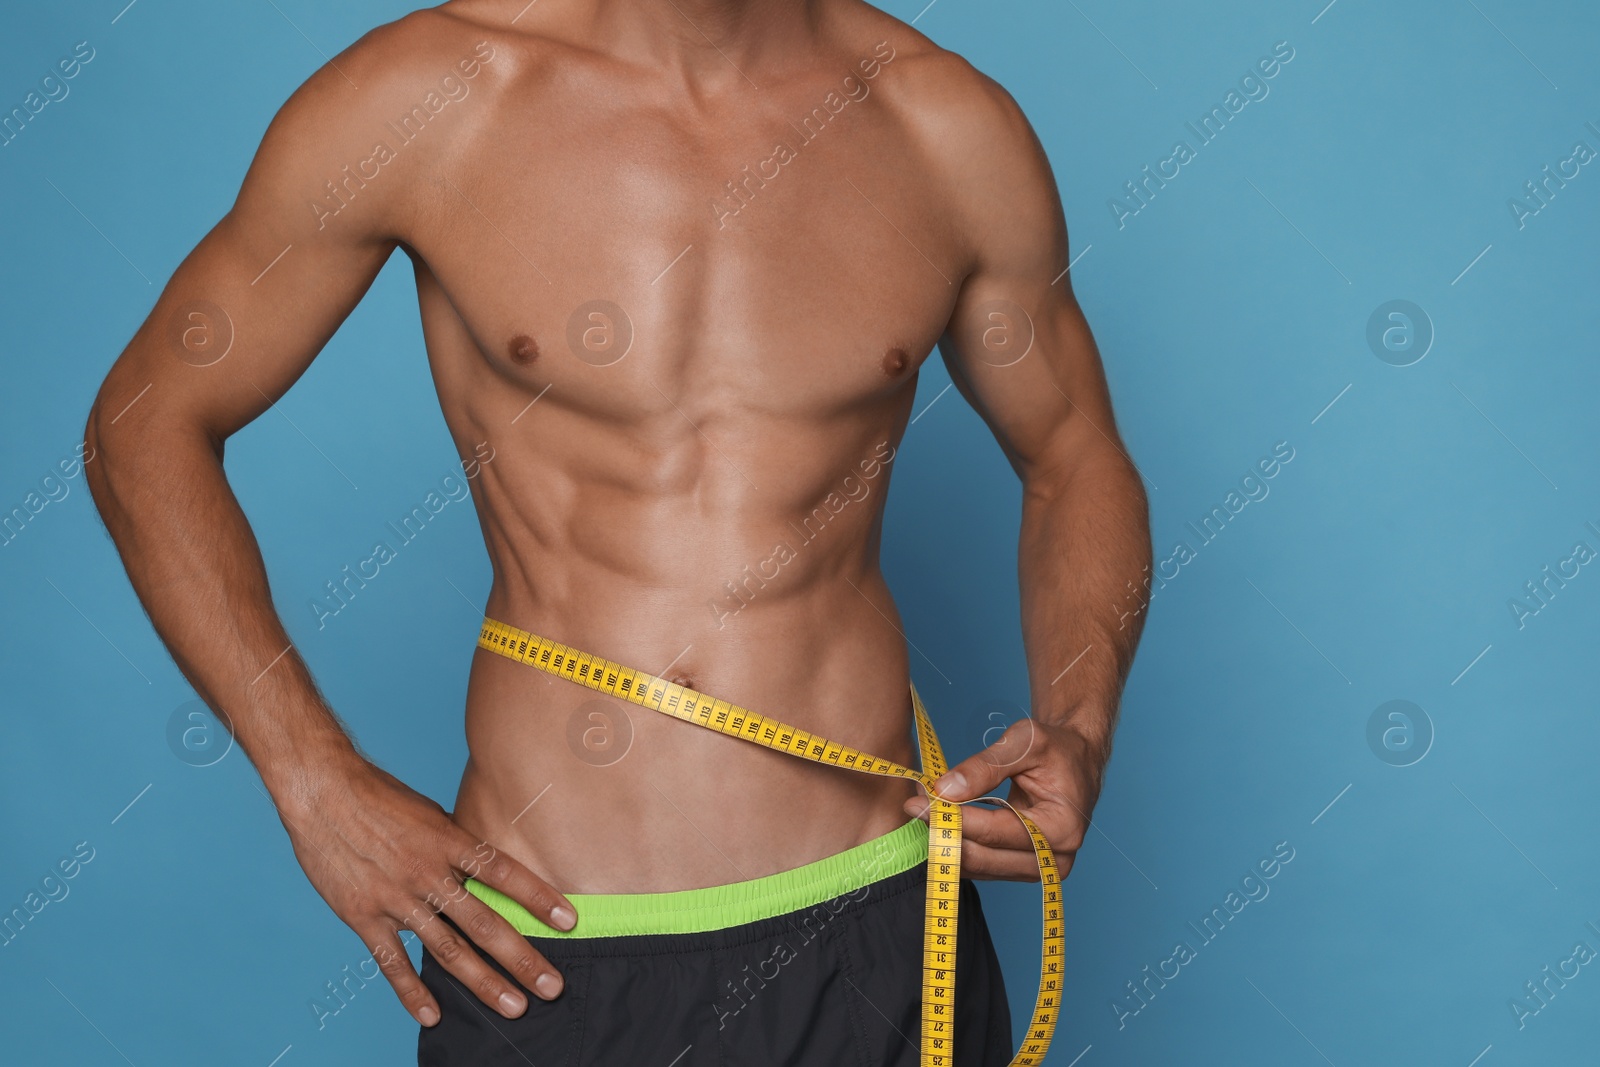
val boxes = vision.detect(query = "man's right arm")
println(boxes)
[83,17,574,1026]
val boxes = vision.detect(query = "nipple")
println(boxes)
[881,347,909,378]
[509,334,541,365]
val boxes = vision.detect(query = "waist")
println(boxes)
[466,588,920,730]
[453,753,919,894]
[456,604,922,890]
[465,817,930,938]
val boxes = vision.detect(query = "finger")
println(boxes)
[960,838,1048,882]
[975,720,1042,776]
[902,781,934,821]
[443,891,566,1002]
[411,907,531,1018]
[959,804,1037,852]
[365,924,440,1027]
[932,719,1043,802]
[463,841,578,933]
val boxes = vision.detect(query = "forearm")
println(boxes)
[85,396,362,809]
[1017,441,1151,753]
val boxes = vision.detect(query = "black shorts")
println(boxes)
[417,861,1014,1066]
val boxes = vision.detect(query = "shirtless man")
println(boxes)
[84,1,1150,1063]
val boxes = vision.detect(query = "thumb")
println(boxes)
[930,719,1040,803]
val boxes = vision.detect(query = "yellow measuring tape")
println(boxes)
[478,616,1063,1066]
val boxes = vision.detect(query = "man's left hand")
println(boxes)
[901,717,1108,881]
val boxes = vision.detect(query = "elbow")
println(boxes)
[1021,428,1142,505]
[1103,444,1153,550]
[82,380,223,513]
[80,381,153,519]
[81,396,110,514]
[1024,436,1152,544]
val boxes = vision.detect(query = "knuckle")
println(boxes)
[377,949,412,977]
[476,852,511,884]
[402,855,435,886]
[522,883,558,916]
[375,891,412,918]
[432,934,464,966]
[398,982,431,1008]
[1008,719,1041,751]
[457,844,492,876]
[465,907,500,941]
[474,972,506,1004]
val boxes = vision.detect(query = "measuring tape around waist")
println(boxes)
[477,616,1063,1067]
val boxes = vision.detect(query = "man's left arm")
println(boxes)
[901,68,1152,880]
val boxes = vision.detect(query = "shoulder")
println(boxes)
[860,25,1066,278]
[233,6,519,240]
[874,36,1035,161]
[275,6,511,121]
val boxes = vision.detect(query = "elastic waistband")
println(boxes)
[466,817,929,938]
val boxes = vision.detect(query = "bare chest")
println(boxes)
[407,54,966,423]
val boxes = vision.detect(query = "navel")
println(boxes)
[508,334,541,365]
[881,347,909,378]
[668,673,698,692]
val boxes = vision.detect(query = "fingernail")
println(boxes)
[499,991,526,1016]
[934,771,967,799]
[550,905,576,931]
[419,1005,440,1027]
[535,972,563,999]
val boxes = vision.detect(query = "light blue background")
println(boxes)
[2,1,1596,1064]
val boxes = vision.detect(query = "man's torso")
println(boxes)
[369,0,990,893]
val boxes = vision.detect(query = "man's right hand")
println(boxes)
[278,757,577,1027]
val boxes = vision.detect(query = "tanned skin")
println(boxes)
[84,0,1150,1030]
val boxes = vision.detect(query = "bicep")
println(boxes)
[940,271,1116,480]
[936,91,1119,480]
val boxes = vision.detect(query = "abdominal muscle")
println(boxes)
[447,435,925,896]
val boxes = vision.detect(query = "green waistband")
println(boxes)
[466,817,929,938]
